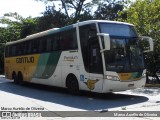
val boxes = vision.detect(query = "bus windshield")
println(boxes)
[99,23,144,72]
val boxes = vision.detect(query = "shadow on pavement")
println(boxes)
[0,78,149,111]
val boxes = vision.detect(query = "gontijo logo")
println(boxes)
[16,56,34,63]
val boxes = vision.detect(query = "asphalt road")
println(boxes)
[0,75,160,120]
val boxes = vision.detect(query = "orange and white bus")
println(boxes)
[4,20,153,93]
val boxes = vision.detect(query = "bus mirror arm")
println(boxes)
[141,36,154,52]
[97,33,111,51]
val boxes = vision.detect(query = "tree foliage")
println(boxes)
[38,6,72,29]
[35,0,93,22]
[36,0,125,22]
[94,0,124,20]
[0,12,38,41]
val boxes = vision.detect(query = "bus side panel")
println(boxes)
[60,50,104,92]
[33,51,61,79]
[31,66,62,87]
[31,51,62,86]
[5,54,40,81]
[5,57,14,80]
[61,51,80,88]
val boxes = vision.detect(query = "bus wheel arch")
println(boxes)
[66,74,79,94]
[17,71,24,85]
[12,71,18,84]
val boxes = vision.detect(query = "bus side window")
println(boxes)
[31,39,38,53]
[47,37,52,52]
[24,41,30,54]
[61,32,70,50]
[60,29,77,50]
[24,42,27,54]
[17,43,24,55]
[59,34,63,50]
[16,44,19,55]
[51,35,55,51]
[54,34,60,50]
[50,35,54,51]
[8,46,11,57]
[40,37,47,53]
[11,45,16,57]
[66,29,78,49]
[5,47,9,57]
[39,39,42,53]
[28,41,32,54]
[72,30,78,49]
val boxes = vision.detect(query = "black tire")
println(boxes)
[12,72,18,84]
[66,75,79,94]
[17,72,24,85]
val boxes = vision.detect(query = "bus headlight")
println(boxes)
[106,75,119,81]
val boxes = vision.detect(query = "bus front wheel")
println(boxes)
[66,75,79,94]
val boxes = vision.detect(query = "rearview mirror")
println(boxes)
[141,36,154,52]
[97,33,110,51]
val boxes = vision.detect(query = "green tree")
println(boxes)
[0,13,22,42]
[38,6,70,29]
[0,13,22,70]
[0,12,38,41]
[36,0,126,27]
[20,17,38,38]
[94,0,124,20]
[35,0,93,22]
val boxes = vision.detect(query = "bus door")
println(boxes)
[87,38,104,92]
[88,39,103,74]
[79,24,104,92]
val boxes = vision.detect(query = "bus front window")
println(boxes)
[104,38,144,72]
[99,23,144,72]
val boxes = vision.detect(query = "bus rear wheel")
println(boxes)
[17,72,24,85]
[66,75,79,94]
[12,72,18,84]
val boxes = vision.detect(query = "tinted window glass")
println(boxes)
[5,28,78,57]
[31,39,39,53]
[79,24,98,72]
[60,29,77,50]
[99,23,138,37]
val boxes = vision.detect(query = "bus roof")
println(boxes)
[77,20,134,26]
[6,20,134,46]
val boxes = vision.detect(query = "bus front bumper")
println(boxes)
[102,77,146,93]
